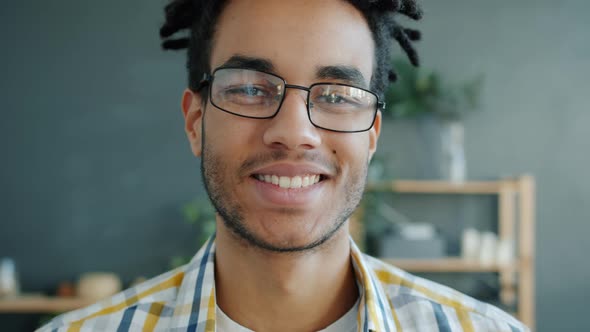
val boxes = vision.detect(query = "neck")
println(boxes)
[214,218,359,332]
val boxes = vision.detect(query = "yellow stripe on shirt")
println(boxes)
[205,286,216,332]
[375,269,477,332]
[142,302,165,332]
[67,272,185,332]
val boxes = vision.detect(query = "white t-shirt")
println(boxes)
[216,298,359,332]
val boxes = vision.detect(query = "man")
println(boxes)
[39,0,529,331]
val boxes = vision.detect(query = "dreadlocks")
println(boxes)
[159,0,422,99]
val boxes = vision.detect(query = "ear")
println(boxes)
[181,89,204,157]
[368,110,381,162]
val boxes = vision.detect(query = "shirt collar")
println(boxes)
[350,239,398,332]
[171,236,395,332]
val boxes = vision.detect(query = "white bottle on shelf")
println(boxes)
[479,232,498,266]
[0,258,20,298]
[461,228,480,260]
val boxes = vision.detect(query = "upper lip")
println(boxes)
[250,163,334,178]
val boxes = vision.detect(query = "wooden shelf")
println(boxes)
[355,176,536,329]
[367,179,516,194]
[381,257,518,273]
[0,295,93,313]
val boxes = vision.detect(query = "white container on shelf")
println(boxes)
[479,232,498,266]
[0,258,20,298]
[76,272,122,301]
[461,228,480,260]
[496,238,515,266]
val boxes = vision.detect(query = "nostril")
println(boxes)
[268,142,289,150]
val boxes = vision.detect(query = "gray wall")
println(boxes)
[0,1,205,330]
[0,0,588,330]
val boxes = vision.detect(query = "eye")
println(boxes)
[225,85,268,97]
[322,92,345,104]
[217,82,280,107]
[315,91,361,106]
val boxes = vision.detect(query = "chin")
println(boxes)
[240,215,347,253]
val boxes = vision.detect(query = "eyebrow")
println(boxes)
[218,55,368,87]
[316,66,368,88]
[219,55,275,73]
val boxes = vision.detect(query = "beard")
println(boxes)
[200,132,369,254]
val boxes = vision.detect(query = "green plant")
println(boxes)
[384,58,483,120]
[169,198,216,268]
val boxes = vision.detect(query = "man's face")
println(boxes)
[183,0,381,252]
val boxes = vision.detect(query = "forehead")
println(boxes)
[209,0,375,85]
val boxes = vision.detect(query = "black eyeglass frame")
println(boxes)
[194,67,385,133]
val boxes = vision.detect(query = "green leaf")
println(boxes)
[383,57,484,119]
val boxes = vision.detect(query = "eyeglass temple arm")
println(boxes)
[194,73,212,92]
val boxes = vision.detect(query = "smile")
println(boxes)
[254,174,322,189]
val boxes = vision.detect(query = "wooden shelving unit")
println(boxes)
[354,175,535,329]
[383,257,518,273]
[367,180,512,194]
[0,295,93,313]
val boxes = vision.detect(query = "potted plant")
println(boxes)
[383,59,483,182]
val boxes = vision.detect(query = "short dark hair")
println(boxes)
[159,0,422,100]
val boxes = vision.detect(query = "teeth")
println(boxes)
[279,176,290,188]
[257,174,321,189]
[291,176,302,188]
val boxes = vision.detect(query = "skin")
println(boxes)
[181,0,381,331]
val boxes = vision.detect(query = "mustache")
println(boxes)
[238,150,339,176]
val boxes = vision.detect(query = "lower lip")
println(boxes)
[250,177,325,206]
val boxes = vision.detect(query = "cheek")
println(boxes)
[204,107,258,148]
[330,135,371,170]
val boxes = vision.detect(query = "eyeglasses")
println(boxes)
[196,67,384,133]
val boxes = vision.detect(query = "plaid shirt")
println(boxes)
[38,237,528,332]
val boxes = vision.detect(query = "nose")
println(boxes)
[262,88,322,151]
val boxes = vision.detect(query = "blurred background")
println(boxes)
[0,0,588,330]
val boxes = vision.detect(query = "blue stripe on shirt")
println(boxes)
[116,305,138,332]
[187,237,215,332]
[364,301,369,332]
[431,302,451,332]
